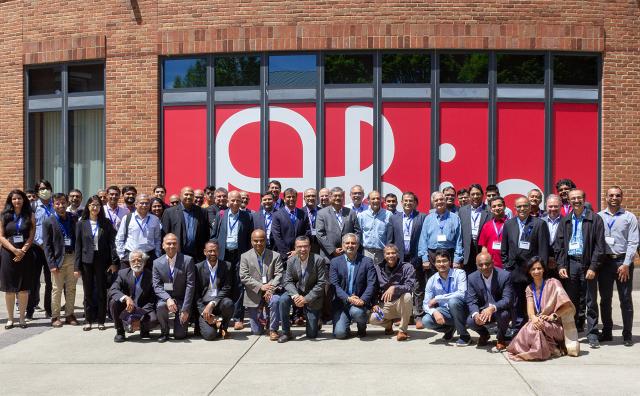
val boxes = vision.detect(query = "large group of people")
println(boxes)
[0,177,637,361]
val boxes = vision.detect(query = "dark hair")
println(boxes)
[469,183,484,194]
[555,178,576,191]
[69,188,82,196]
[25,189,36,195]
[433,249,451,262]
[401,191,419,206]
[204,185,216,193]
[488,196,505,206]
[485,184,499,194]
[261,192,274,199]
[457,188,469,196]
[52,192,67,202]
[107,185,121,194]
[150,197,167,211]
[283,188,297,197]
[204,239,219,248]
[295,236,310,244]
[122,185,137,195]
[384,193,398,200]
[214,187,228,195]
[80,195,111,228]
[525,256,547,281]
[2,190,33,226]
[442,186,456,194]
[153,184,166,193]
[268,180,282,189]
[34,179,52,191]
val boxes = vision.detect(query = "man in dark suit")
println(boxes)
[330,233,377,339]
[279,236,327,343]
[501,196,550,337]
[272,188,311,264]
[556,189,606,348]
[251,192,276,249]
[109,250,157,342]
[303,188,322,254]
[161,186,209,262]
[388,192,426,322]
[466,251,513,351]
[315,187,362,259]
[194,240,234,340]
[458,184,492,274]
[213,190,254,330]
[152,233,195,342]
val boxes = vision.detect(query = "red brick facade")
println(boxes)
[0,1,639,210]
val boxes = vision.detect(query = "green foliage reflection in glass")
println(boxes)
[496,54,544,84]
[382,54,431,84]
[440,53,489,84]
[215,56,261,86]
[166,58,207,89]
[325,54,373,84]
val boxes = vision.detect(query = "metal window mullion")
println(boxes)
[373,52,382,192]
[431,51,440,193]
[62,66,69,192]
[544,52,553,195]
[597,55,603,210]
[488,52,497,185]
[207,54,215,186]
[316,51,325,191]
[260,53,269,195]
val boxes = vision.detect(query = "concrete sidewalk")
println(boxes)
[0,281,639,395]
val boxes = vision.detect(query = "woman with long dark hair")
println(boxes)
[0,189,35,329]
[74,195,119,331]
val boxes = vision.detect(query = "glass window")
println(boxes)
[163,58,207,89]
[69,109,105,196]
[268,54,317,87]
[29,112,64,190]
[554,55,598,86]
[382,53,431,84]
[324,54,373,84]
[214,55,261,87]
[497,54,545,84]
[440,53,489,84]
[28,67,62,96]
[68,64,105,92]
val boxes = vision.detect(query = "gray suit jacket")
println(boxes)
[458,204,492,265]
[283,253,327,310]
[315,206,361,258]
[239,248,283,308]
[152,253,195,312]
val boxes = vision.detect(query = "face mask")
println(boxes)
[39,189,52,200]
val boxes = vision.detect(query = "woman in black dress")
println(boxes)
[0,189,35,329]
[74,195,119,331]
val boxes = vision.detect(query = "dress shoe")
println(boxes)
[624,339,633,347]
[495,341,508,351]
[233,321,244,331]
[114,333,126,343]
[83,322,92,331]
[4,321,14,330]
[278,332,293,343]
[19,322,27,329]
[576,321,585,333]
[357,329,367,338]
[396,331,409,341]
[294,317,305,327]
[384,326,395,336]
[158,334,169,343]
[269,330,279,341]
[455,336,472,347]
[598,332,613,343]
[477,333,490,347]
[51,318,63,328]
[443,329,454,341]
[415,320,425,330]
[65,315,79,326]
[140,331,151,339]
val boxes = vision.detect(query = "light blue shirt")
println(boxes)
[545,215,561,243]
[568,211,585,256]
[598,208,640,265]
[423,268,467,315]
[351,203,368,214]
[417,210,463,263]
[357,208,391,249]
[346,256,358,295]
[226,211,240,250]
[34,200,53,246]
[115,212,162,259]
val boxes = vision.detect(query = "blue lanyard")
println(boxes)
[307,207,316,228]
[438,276,452,294]
[531,280,545,313]
[471,211,481,228]
[13,214,23,235]
[492,219,503,238]
[43,202,53,217]
[135,215,150,233]
[264,211,272,230]
[605,212,620,234]
[168,264,175,281]
[228,213,239,232]
[403,212,415,235]
[257,252,265,276]
[107,206,119,225]
[517,218,531,239]
[572,214,582,239]
[90,221,100,239]
[209,265,217,288]
[53,212,70,237]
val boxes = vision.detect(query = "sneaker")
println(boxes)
[588,336,600,349]
[455,337,472,347]
[443,330,454,341]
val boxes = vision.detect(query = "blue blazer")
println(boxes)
[388,210,426,266]
[271,207,311,261]
[465,268,513,315]
[213,209,253,261]
[251,210,276,249]
[329,254,377,308]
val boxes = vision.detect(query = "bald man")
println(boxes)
[161,186,210,261]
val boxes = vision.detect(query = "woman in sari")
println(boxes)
[507,256,579,360]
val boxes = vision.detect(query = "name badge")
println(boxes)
[311,229,317,236]
[518,241,530,250]
[569,241,580,251]
[262,275,268,284]
[64,237,72,247]
[164,282,174,291]
[492,241,501,250]
[209,288,218,297]
[13,235,24,244]
[605,236,615,246]
[437,234,447,242]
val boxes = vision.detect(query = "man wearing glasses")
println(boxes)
[115,194,162,270]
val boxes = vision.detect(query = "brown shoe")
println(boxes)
[233,321,244,331]
[65,315,79,326]
[396,331,409,341]
[269,330,279,341]
[415,320,424,330]
[496,341,509,351]
[294,317,305,327]
[51,318,63,328]
[220,329,230,339]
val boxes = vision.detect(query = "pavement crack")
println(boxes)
[207,335,261,396]
[502,353,538,396]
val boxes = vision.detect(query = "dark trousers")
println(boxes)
[27,245,52,317]
[464,240,479,275]
[510,281,528,330]
[564,257,599,337]
[198,297,234,340]
[81,260,108,324]
[223,249,244,321]
[467,309,510,341]
[413,250,444,318]
[110,299,158,334]
[598,257,633,339]
[157,299,189,339]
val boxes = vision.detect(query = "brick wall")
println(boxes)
[1,0,639,214]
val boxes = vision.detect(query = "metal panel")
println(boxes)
[544,52,553,195]
[214,89,261,102]
[553,88,598,101]
[67,94,104,108]
[440,87,489,99]
[267,88,316,101]
[28,97,63,111]
[497,87,545,99]
[488,53,497,184]
[381,87,431,99]
[373,53,382,191]
[163,91,207,104]
[431,51,440,192]
[324,87,374,100]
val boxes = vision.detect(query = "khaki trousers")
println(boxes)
[52,254,77,319]
[369,292,413,332]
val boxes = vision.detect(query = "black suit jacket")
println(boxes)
[272,207,311,261]
[161,203,209,261]
[108,268,156,314]
[194,259,233,313]
[74,219,119,271]
[213,209,253,261]
[206,205,220,240]
[251,209,276,248]
[388,210,426,266]
[500,216,549,283]
[458,204,492,265]
[330,254,377,308]
[466,268,513,315]
[42,213,78,269]
[555,209,605,272]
